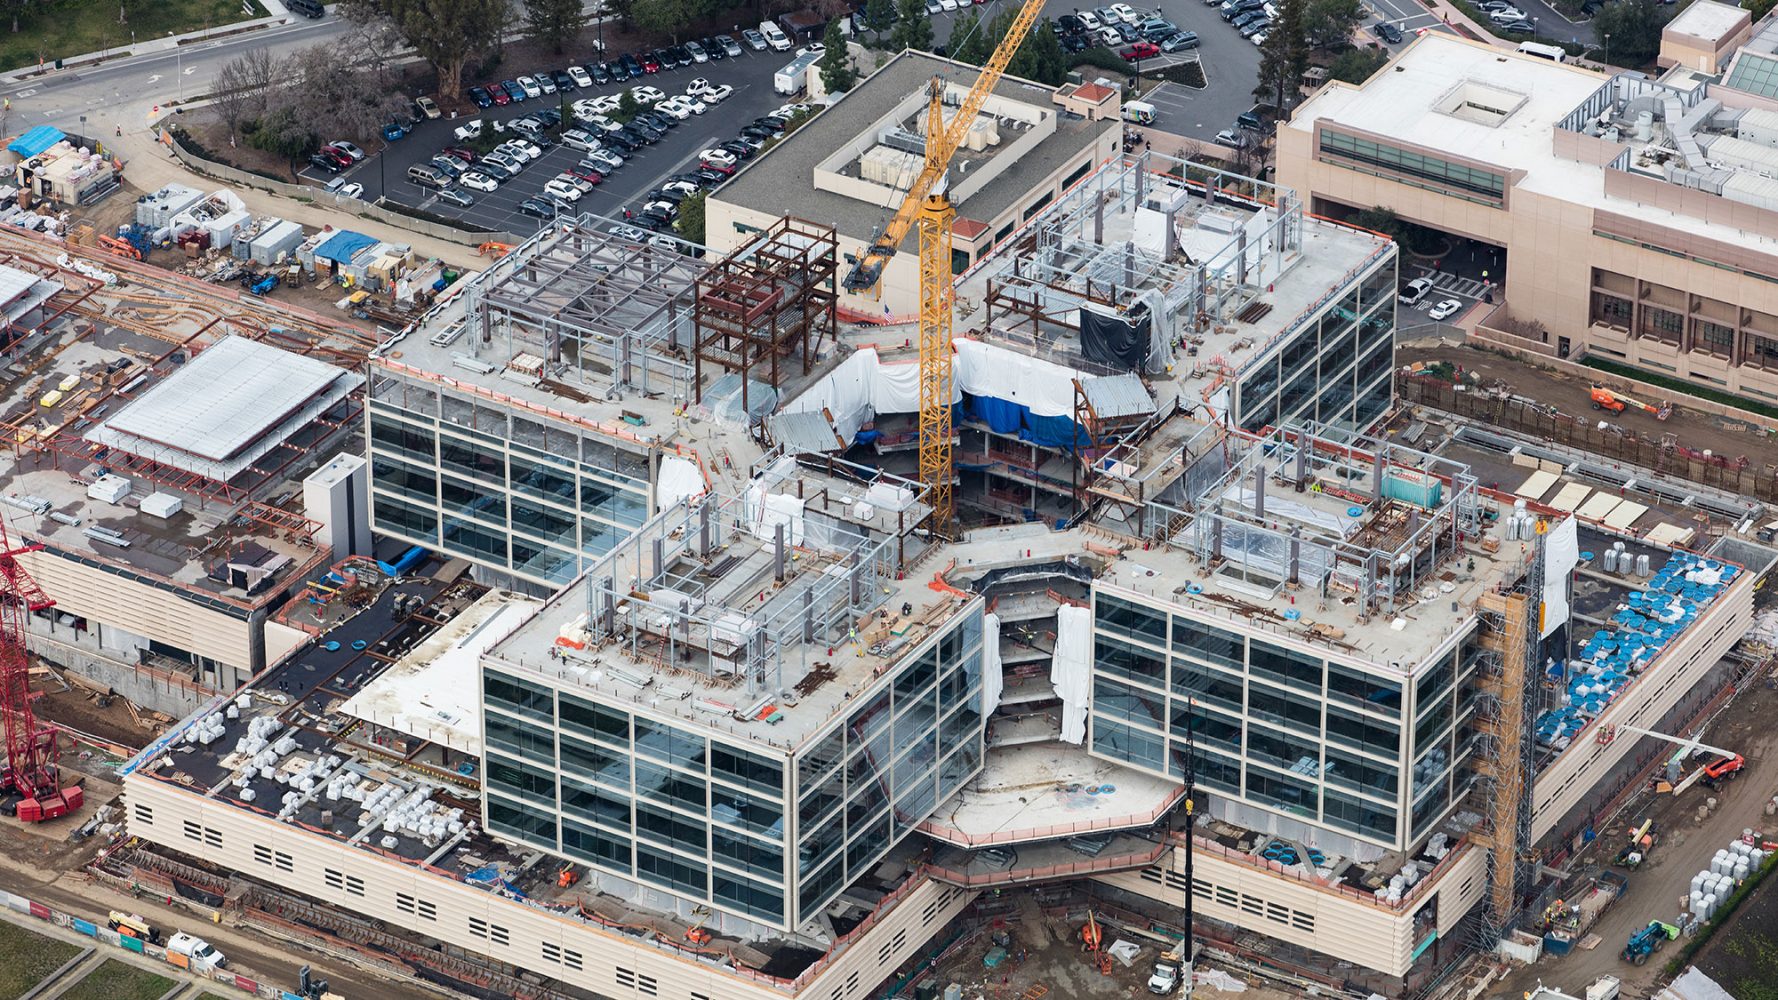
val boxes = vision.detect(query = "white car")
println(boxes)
[688,76,713,95]
[686,40,709,62]
[1250,31,1267,44]
[1489,7,1525,22]
[544,178,584,202]
[653,99,691,120]
[1077,9,1103,28]
[453,120,484,141]
[1428,298,1464,321]
[483,151,523,174]
[460,172,500,191]
[699,148,738,167]
[568,65,594,88]
[508,138,543,159]
[497,141,535,163]
[328,140,366,161]
[676,93,708,113]
[1110,2,1140,22]
[662,179,700,197]
[562,129,599,150]
[643,199,678,218]
[337,182,364,199]
[939,0,959,9]
[517,75,543,98]
[1398,277,1435,305]
[773,102,811,119]
[630,85,666,105]
[586,149,625,172]
[702,83,734,104]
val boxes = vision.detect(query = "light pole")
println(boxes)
[1531,15,1537,38]
[1603,32,1611,66]
[171,32,181,103]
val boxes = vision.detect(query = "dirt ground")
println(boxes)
[924,902,1291,1000]
[1496,676,1778,997]
[1691,868,1778,1000]
[1396,342,1774,467]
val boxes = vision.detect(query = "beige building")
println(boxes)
[1277,34,1778,404]
[706,50,1121,319]
[1660,1,1752,74]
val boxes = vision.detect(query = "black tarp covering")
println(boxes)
[1079,303,1152,371]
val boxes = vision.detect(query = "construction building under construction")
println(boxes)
[0,228,377,703]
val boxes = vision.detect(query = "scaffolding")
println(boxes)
[463,217,709,402]
[1471,539,1541,947]
[693,218,838,417]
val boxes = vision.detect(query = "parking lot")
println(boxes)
[305,41,801,237]
[309,0,1282,236]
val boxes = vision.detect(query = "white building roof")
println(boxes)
[1287,34,1778,254]
[1665,0,1747,41]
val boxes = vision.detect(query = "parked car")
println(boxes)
[1061,32,1088,52]
[562,129,598,150]
[167,934,226,973]
[569,65,594,88]
[544,178,584,202]
[702,35,727,60]
[719,139,757,160]
[453,119,484,141]
[502,79,527,101]
[1398,277,1435,305]
[1428,298,1463,321]
[742,28,768,49]
[568,164,605,184]
[631,85,667,104]
[717,33,745,55]
[436,188,476,208]
[553,69,576,91]
[1119,41,1160,60]
[460,171,500,192]
[489,82,512,105]
[699,147,738,167]
[518,197,559,218]
[336,182,364,199]
[1161,31,1199,51]
[517,75,544,97]
[700,159,737,176]
[328,140,366,161]
[1058,12,1086,33]
[1488,7,1526,22]
[1500,18,1536,32]
[1240,18,1270,37]
[1372,21,1404,42]
[429,155,467,178]
[703,83,734,103]
[586,149,626,172]
[686,40,709,62]
[308,152,341,173]
[590,62,612,84]
[620,53,644,76]
[414,96,441,119]
[468,85,494,107]
[1213,128,1245,148]
[476,161,515,182]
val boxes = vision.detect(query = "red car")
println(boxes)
[316,146,354,169]
[440,146,477,163]
[1119,41,1160,60]
[568,165,605,184]
[640,52,662,73]
[489,83,512,105]
[699,159,737,176]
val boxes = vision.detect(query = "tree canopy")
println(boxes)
[819,20,856,92]
[339,0,509,99]
[525,0,587,52]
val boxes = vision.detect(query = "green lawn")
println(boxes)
[0,0,267,75]
[0,920,82,1000]
[56,958,174,1000]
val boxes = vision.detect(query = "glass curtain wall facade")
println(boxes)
[794,606,986,920]
[367,368,653,590]
[1089,589,1474,852]
[481,605,987,930]
[1235,253,1397,437]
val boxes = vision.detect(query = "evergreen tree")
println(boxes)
[864,0,896,41]
[891,0,933,51]
[819,20,856,92]
[950,10,989,63]
[525,0,587,53]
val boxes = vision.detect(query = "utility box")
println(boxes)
[139,493,184,519]
[87,474,131,504]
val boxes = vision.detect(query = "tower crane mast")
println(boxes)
[842,0,1049,534]
[0,519,80,822]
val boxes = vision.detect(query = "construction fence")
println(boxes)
[1396,374,1778,505]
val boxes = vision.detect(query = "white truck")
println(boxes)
[166,932,227,972]
[1586,977,1621,1000]
[760,20,793,50]
[774,51,822,96]
[1147,958,1182,995]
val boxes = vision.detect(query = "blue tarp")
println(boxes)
[8,125,64,158]
[313,229,377,265]
[962,394,1088,452]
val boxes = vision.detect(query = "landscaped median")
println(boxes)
[0,1,269,75]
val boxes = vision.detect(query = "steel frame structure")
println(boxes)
[466,219,709,403]
[693,218,839,417]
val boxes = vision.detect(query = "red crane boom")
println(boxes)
[0,520,80,822]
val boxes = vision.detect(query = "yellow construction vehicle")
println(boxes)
[841,0,1049,535]
[1589,384,1672,420]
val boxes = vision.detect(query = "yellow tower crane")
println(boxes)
[842,0,1049,536]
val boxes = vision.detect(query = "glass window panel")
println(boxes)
[1326,661,1401,716]
[370,455,436,504]
[438,434,505,484]
[560,733,630,789]
[1249,641,1324,693]
[562,776,632,830]
[485,711,553,763]
[637,802,707,856]
[1094,676,1166,730]
[1246,765,1317,816]
[487,753,557,807]
[1327,702,1401,758]
[637,845,707,896]
[1325,744,1400,797]
[635,760,707,814]
[1176,744,1242,793]
[1093,717,1167,772]
[373,495,437,542]
[1170,703,1242,756]
[512,497,577,545]
[634,718,708,770]
[1245,723,1321,775]
[510,454,578,504]
[799,855,844,916]
[487,793,554,845]
[560,694,628,745]
[1096,594,1167,643]
[1247,683,1321,732]
[484,671,552,722]
[1171,619,1246,670]
[713,743,783,798]
[1097,633,1167,687]
[711,785,784,839]
[1325,788,1396,840]
[714,829,784,882]
[562,818,632,872]
[1171,659,1243,714]
[799,810,842,877]
[715,873,785,923]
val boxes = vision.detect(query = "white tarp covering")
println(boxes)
[1053,605,1092,745]
[784,340,1091,448]
[752,493,806,546]
[1540,515,1579,639]
[981,612,1004,716]
[655,455,706,512]
[1658,968,1735,1000]
[1131,207,1169,257]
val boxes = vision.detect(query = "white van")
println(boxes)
[1516,41,1567,62]
[1122,100,1157,125]
[760,21,792,51]
[167,933,227,972]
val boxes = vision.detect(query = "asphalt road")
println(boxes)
[0,15,354,134]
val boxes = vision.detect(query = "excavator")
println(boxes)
[1589,384,1673,420]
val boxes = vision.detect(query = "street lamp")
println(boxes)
[1604,32,1611,66]
[170,32,181,103]
[1531,15,1537,38]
